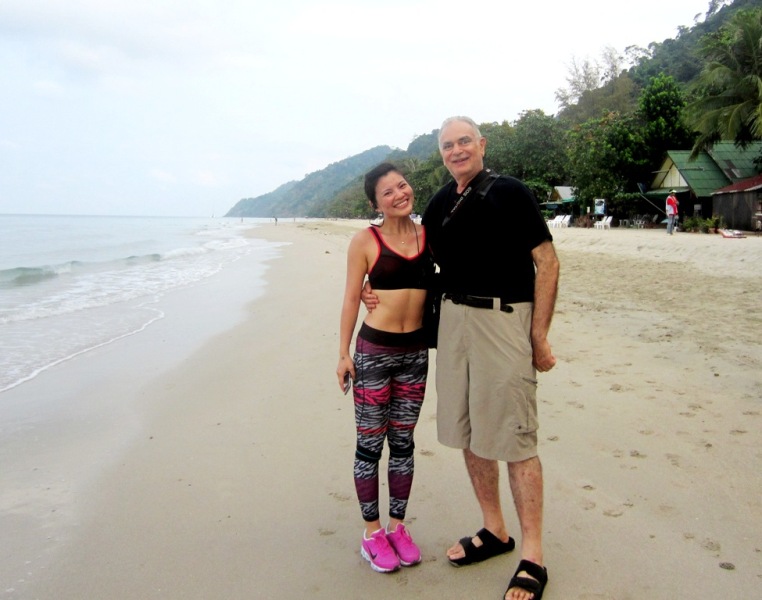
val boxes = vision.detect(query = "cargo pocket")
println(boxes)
[513,375,539,434]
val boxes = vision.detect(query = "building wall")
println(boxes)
[712,191,760,230]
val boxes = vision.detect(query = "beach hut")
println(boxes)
[712,174,762,231]
[646,142,762,218]
[540,186,576,215]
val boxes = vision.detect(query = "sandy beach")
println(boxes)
[2,221,761,599]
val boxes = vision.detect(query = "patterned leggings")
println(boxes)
[353,323,428,523]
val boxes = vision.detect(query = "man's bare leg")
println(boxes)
[505,456,544,600]
[447,448,511,560]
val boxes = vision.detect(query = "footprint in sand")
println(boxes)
[666,453,681,467]
[329,492,351,502]
[419,449,434,457]
[701,538,721,553]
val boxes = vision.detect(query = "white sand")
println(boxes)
[2,222,760,599]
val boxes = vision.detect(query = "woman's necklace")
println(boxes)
[383,224,417,245]
[399,229,414,244]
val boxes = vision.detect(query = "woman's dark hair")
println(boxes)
[364,162,402,209]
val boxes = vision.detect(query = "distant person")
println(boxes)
[363,116,558,600]
[336,162,433,573]
[666,191,679,234]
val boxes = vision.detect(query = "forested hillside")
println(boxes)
[225,146,393,218]
[226,0,761,220]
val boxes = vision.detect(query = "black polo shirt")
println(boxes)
[422,174,552,303]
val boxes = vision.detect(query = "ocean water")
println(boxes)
[0,214,282,394]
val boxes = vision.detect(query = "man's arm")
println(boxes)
[530,240,559,372]
[360,281,379,312]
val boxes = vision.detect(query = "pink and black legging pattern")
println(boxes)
[353,323,428,523]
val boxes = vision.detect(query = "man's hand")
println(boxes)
[530,240,558,373]
[360,281,379,312]
[532,337,556,372]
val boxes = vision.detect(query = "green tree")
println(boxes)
[507,111,568,182]
[404,159,450,214]
[479,121,514,175]
[555,57,602,111]
[638,73,695,163]
[501,110,570,201]
[556,48,641,125]
[560,73,640,125]
[686,7,762,155]
[567,112,649,214]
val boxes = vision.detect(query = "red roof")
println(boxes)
[713,173,762,194]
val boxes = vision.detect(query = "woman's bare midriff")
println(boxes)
[364,288,426,333]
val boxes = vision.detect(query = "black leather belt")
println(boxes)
[443,293,514,313]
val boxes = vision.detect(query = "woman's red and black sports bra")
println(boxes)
[367,226,431,290]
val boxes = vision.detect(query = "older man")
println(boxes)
[424,116,557,600]
[363,116,558,599]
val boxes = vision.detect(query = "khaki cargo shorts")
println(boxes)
[436,298,538,463]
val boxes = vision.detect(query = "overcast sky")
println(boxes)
[0,0,713,217]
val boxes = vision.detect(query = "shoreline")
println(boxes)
[2,221,760,599]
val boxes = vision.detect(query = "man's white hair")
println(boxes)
[438,116,482,144]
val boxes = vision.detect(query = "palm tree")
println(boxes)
[687,8,762,157]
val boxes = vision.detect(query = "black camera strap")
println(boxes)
[442,169,499,227]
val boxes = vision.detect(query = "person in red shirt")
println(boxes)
[666,190,679,234]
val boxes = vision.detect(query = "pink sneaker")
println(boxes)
[361,528,400,573]
[386,523,422,566]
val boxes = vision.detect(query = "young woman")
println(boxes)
[336,163,432,573]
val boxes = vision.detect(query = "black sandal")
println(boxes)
[503,559,548,600]
[448,527,515,567]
